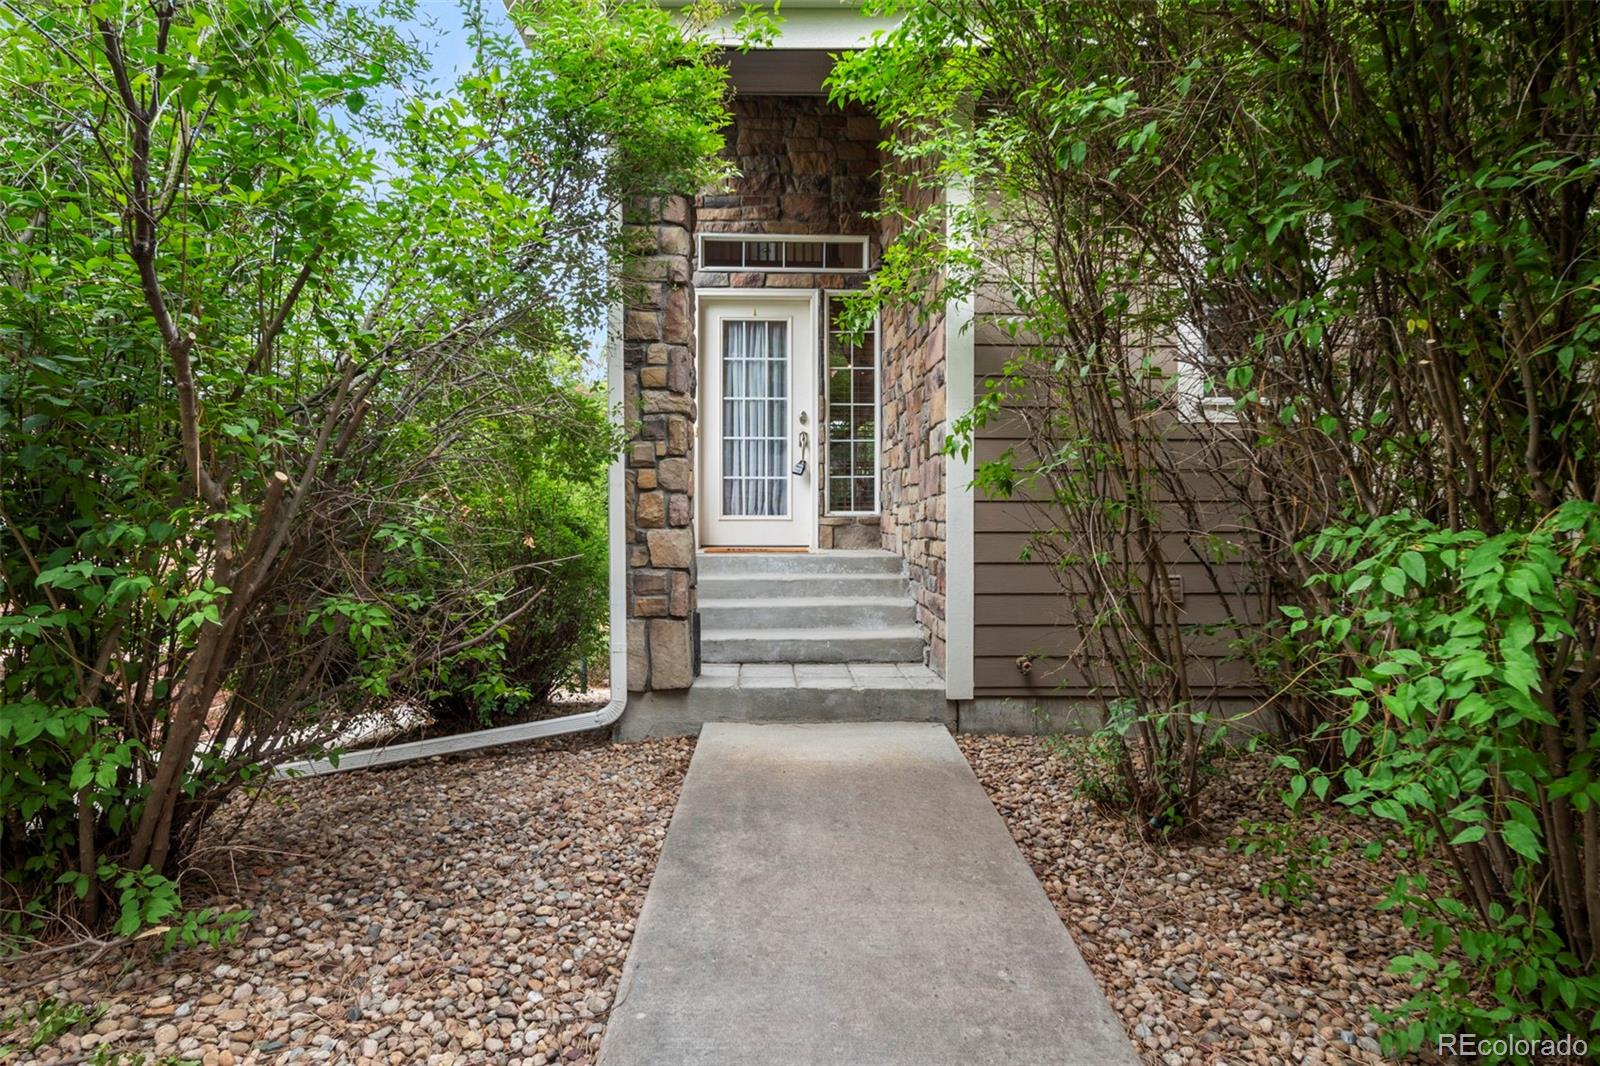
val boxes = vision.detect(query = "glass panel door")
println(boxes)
[721,319,789,517]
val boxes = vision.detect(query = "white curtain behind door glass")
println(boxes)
[722,320,789,517]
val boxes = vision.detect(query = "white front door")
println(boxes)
[699,295,817,547]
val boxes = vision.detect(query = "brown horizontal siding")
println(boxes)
[974,432,1247,476]
[972,585,1260,617]
[975,569,1263,609]
[975,620,1249,657]
[975,525,1254,564]
[971,334,1261,701]
[970,467,1253,506]
[973,317,1187,348]
[974,419,1252,472]
[975,500,1256,545]
[977,344,1184,379]
[974,655,1257,699]
[976,559,1255,593]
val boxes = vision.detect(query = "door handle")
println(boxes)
[792,430,809,476]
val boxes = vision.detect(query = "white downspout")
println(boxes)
[276,297,631,777]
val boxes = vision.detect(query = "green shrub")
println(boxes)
[489,469,609,705]
[426,460,611,723]
[1231,811,1334,909]
[0,0,727,939]
[0,996,103,1056]
[1047,699,1227,836]
[1281,503,1600,1053]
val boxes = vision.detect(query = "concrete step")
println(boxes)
[697,572,909,601]
[697,596,917,631]
[618,687,951,736]
[702,625,927,663]
[697,549,903,577]
[614,663,952,739]
[629,685,952,731]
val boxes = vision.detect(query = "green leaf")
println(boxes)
[1500,821,1542,863]
[1398,551,1426,586]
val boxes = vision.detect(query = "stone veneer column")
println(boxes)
[876,166,948,675]
[880,304,947,673]
[622,196,697,690]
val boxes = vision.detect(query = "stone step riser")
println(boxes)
[702,631,926,664]
[697,599,917,631]
[697,551,903,577]
[696,574,909,600]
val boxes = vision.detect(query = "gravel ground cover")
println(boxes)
[959,735,1440,1066]
[3,734,693,1066]
[8,730,1445,1066]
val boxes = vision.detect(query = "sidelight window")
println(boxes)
[824,297,879,514]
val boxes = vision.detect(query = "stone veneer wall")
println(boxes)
[878,174,948,674]
[694,95,883,547]
[622,195,697,691]
[694,96,880,246]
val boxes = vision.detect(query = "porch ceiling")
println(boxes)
[721,48,837,95]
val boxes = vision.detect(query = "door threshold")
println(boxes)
[701,546,811,554]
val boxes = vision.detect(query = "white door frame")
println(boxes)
[698,290,820,549]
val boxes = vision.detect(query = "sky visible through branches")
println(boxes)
[361,0,609,371]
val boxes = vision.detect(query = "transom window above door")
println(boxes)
[698,234,868,272]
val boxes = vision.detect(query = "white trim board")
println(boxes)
[944,175,975,702]
[664,5,903,51]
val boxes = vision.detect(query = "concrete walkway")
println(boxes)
[598,723,1138,1065]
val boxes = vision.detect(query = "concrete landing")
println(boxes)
[598,723,1137,1066]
